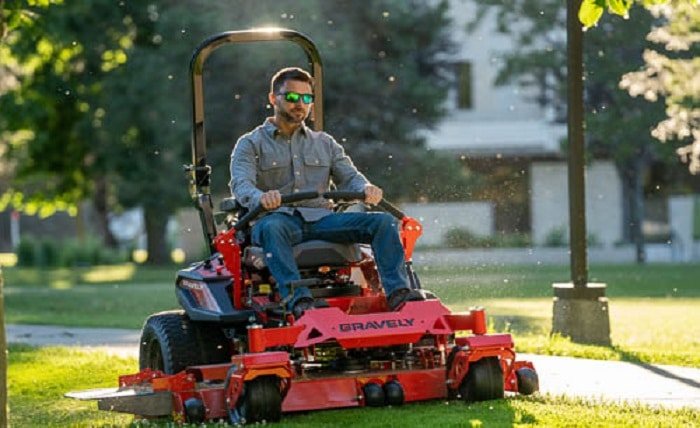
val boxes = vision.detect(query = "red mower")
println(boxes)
[67,29,538,424]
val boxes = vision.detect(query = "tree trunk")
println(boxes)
[0,266,8,427]
[1,6,9,423]
[144,205,170,265]
[621,170,633,243]
[632,158,647,264]
[93,177,118,248]
[620,160,647,264]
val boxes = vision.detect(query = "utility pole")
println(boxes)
[551,0,611,345]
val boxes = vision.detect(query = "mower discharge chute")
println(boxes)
[66,28,538,424]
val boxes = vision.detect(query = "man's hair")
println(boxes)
[270,67,314,94]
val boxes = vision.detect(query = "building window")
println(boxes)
[456,61,473,110]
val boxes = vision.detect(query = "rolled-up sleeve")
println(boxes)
[230,137,263,210]
[329,136,369,192]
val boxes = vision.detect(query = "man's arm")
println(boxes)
[230,137,264,210]
[329,136,370,192]
[328,136,384,204]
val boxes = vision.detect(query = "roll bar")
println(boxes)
[185,28,324,253]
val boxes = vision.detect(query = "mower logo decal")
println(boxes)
[181,279,204,290]
[338,318,415,332]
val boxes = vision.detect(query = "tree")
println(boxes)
[2,0,472,264]
[620,1,700,174]
[0,0,133,246]
[100,0,476,263]
[1,0,6,420]
[469,1,670,262]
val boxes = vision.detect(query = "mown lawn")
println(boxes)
[8,345,700,427]
[4,263,700,366]
[418,263,700,367]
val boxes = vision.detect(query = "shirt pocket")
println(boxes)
[257,146,291,190]
[303,150,331,190]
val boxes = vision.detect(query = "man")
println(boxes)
[230,67,422,318]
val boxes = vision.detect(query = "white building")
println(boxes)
[413,0,625,248]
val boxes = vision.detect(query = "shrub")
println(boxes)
[38,238,61,267]
[495,232,532,248]
[542,227,602,247]
[444,228,490,248]
[15,236,128,267]
[16,236,39,267]
[543,226,568,247]
[444,228,532,249]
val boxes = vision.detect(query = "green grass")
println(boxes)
[419,264,700,367]
[8,345,700,427]
[3,264,178,328]
[8,344,135,427]
[4,263,700,365]
[416,263,700,299]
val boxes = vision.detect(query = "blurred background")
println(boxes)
[1,0,698,267]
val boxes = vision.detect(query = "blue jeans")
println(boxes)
[252,211,410,308]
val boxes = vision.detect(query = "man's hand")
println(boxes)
[364,184,383,206]
[260,190,282,210]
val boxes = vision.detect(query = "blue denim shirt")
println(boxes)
[230,118,369,221]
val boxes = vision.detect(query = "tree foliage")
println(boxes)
[0,1,132,216]
[578,0,671,28]
[1,0,472,263]
[620,1,700,174]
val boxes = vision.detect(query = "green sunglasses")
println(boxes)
[279,91,314,104]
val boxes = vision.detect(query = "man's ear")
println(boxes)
[268,92,276,107]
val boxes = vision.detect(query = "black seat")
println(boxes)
[243,240,364,269]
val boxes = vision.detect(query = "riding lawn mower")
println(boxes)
[67,28,538,425]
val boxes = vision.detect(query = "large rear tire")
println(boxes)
[139,310,229,374]
[459,357,504,402]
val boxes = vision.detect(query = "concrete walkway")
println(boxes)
[7,324,700,410]
[7,324,140,358]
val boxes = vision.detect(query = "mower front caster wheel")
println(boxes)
[516,367,539,395]
[233,376,282,425]
[459,357,504,402]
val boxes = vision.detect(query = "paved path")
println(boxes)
[7,324,140,358]
[7,324,700,410]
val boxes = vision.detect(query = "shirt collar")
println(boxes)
[264,117,308,138]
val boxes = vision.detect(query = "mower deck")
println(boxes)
[67,302,537,423]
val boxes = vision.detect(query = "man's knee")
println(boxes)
[253,214,299,243]
[373,212,398,231]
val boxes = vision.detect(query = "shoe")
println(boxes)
[291,297,315,319]
[387,288,425,311]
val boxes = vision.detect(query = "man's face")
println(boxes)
[270,79,313,124]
